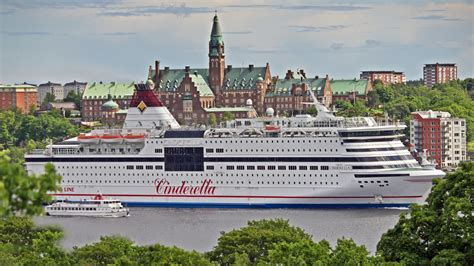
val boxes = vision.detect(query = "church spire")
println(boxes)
[211,11,222,38]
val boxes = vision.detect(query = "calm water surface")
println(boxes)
[35,208,404,253]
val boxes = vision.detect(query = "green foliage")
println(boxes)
[305,105,318,116]
[207,219,313,265]
[222,111,235,122]
[64,91,82,110]
[335,100,368,117]
[208,113,217,126]
[43,92,56,105]
[0,151,61,217]
[377,162,474,265]
[0,110,81,148]
[134,243,212,265]
[0,216,71,265]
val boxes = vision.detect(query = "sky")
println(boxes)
[0,0,473,85]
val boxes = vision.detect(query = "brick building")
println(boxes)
[423,63,457,88]
[147,14,269,124]
[330,79,372,102]
[0,84,38,113]
[360,71,406,84]
[38,81,64,104]
[81,81,134,121]
[64,80,87,97]
[410,110,466,169]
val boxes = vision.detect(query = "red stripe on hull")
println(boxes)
[51,193,422,199]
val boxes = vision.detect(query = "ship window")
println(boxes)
[237,165,245,170]
[321,166,329,170]
[278,166,286,170]
[136,165,144,170]
[299,166,307,170]
[146,165,153,170]
[289,166,297,170]
[165,147,204,172]
[126,165,134,170]
[216,148,224,153]
[206,148,214,153]
[310,166,318,170]
[247,165,255,170]
[155,149,163,153]
[257,166,265,170]
[226,165,234,170]
[268,166,276,170]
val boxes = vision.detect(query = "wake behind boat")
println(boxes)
[44,195,129,217]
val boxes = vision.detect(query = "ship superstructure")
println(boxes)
[25,85,444,208]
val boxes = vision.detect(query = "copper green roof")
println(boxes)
[82,82,135,100]
[189,73,214,97]
[210,14,224,46]
[0,84,36,89]
[330,79,368,95]
[269,78,327,96]
[223,67,267,90]
[154,66,267,92]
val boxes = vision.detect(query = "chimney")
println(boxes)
[185,66,190,73]
[164,66,170,71]
[155,60,160,82]
[315,75,319,79]
[299,69,306,79]
[249,64,254,71]
[285,70,293,80]
[227,65,232,72]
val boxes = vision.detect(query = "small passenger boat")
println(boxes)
[44,195,129,217]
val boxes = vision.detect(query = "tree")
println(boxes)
[222,111,235,122]
[0,151,61,217]
[207,113,217,126]
[42,92,56,105]
[64,91,82,110]
[206,219,314,265]
[377,162,474,265]
[305,105,318,116]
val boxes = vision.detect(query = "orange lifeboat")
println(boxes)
[123,133,146,143]
[101,134,123,144]
[264,125,281,132]
[78,133,100,144]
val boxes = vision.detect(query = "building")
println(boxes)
[330,79,372,103]
[81,81,135,122]
[43,102,80,117]
[38,81,64,104]
[360,71,406,84]
[64,80,87,97]
[264,70,332,116]
[147,13,271,124]
[0,84,38,113]
[423,63,457,88]
[410,110,467,169]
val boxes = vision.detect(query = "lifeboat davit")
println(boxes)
[78,133,100,144]
[123,133,145,143]
[101,134,123,144]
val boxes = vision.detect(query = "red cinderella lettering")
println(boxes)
[154,179,216,195]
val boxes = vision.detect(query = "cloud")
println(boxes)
[99,3,213,17]
[413,15,460,21]
[289,25,348,33]
[0,31,52,36]
[97,32,137,36]
[223,31,253,35]
[330,43,344,50]
[223,4,370,12]
[0,0,121,10]
[365,39,382,47]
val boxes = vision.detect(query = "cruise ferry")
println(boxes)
[25,84,445,208]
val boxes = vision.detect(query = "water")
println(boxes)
[35,208,404,253]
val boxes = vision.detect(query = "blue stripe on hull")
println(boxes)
[123,201,411,209]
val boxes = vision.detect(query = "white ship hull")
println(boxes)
[26,137,444,209]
